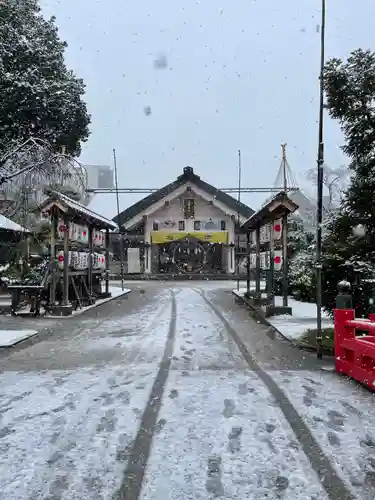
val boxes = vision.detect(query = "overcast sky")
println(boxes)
[40,0,375,219]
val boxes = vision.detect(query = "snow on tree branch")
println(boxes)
[0,137,88,220]
[0,0,90,156]
[306,164,349,210]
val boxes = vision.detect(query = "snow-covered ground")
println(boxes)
[47,285,131,319]
[141,295,326,499]
[116,280,265,290]
[267,296,333,342]
[234,287,333,341]
[273,370,375,499]
[0,329,38,347]
[142,370,326,500]
[0,283,373,499]
[0,366,157,499]
[0,290,172,499]
[0,286,132,346]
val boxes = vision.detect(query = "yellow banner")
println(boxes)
[151,231,228,244]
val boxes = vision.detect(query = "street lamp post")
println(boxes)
[316,0,326,359]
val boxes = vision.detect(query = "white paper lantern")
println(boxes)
[92,229,98,247]
[99,254,106,270]
[250,253,256,269]
[77,252,89,270]
[101,231,106,247]
[273,250,283,271]
[93,253,100,269]
[57,250,65,270]
[57,251,73,269]
[260,252,266,269]
[57,219,66,240]
[79,225,89,244]
[69,223,80,242]
[93,230,105,247]
[70,251,79,269]
[259,226,266,244]
[273,219,282,240]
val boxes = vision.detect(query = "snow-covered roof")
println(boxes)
[0,214,29,233]
[40,190,117,230]
[113,166,254,227]
[242,191,299,230]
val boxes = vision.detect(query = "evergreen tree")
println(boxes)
[321,49,375,317]
[288,215,314,257]
[0,0,90,156]
[274,215,315,299]
[287,215,316,301]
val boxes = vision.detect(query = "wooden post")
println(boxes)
[282,212,288,307]
[49,207,58,306]
[255,224,261,298]
[63,217,69,306]
[105,228,110,295]
[25,235,30,264]
[88,225,93,298]
[246,231,251,295]
[269,222,275,308]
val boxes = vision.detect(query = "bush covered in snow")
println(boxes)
[288,216,314,258]
[288,246,316,302]
[1,257,49,287]
[322,253,375,318]
[274,215,316,301]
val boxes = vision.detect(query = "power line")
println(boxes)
[86,186,300,194]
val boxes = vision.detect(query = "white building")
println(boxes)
[85,165,114,190]
[113,166,254,275]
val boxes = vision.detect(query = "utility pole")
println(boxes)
[236,149,242,291]
[281,143,289,308]
[113,149,125,291]
[316,0,326,359]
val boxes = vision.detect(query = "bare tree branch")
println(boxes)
[306,164,349,209]
[0,137,88,220]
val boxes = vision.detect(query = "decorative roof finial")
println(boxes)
[183,166,194,178]
[281,143,287,161]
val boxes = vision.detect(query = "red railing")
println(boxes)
[334,309,375,390]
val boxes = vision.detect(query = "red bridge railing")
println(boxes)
[334,308,375,390]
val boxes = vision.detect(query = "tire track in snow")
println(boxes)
[29,291,174,499]
[198,289,355,500]
[114,289,177,500]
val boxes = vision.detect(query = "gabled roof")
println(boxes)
[113,166,254,227]
[241,191,299,230]
[40,189,117,231]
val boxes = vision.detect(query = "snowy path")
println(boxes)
[0,289,173,500]
[0,283,374,499]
